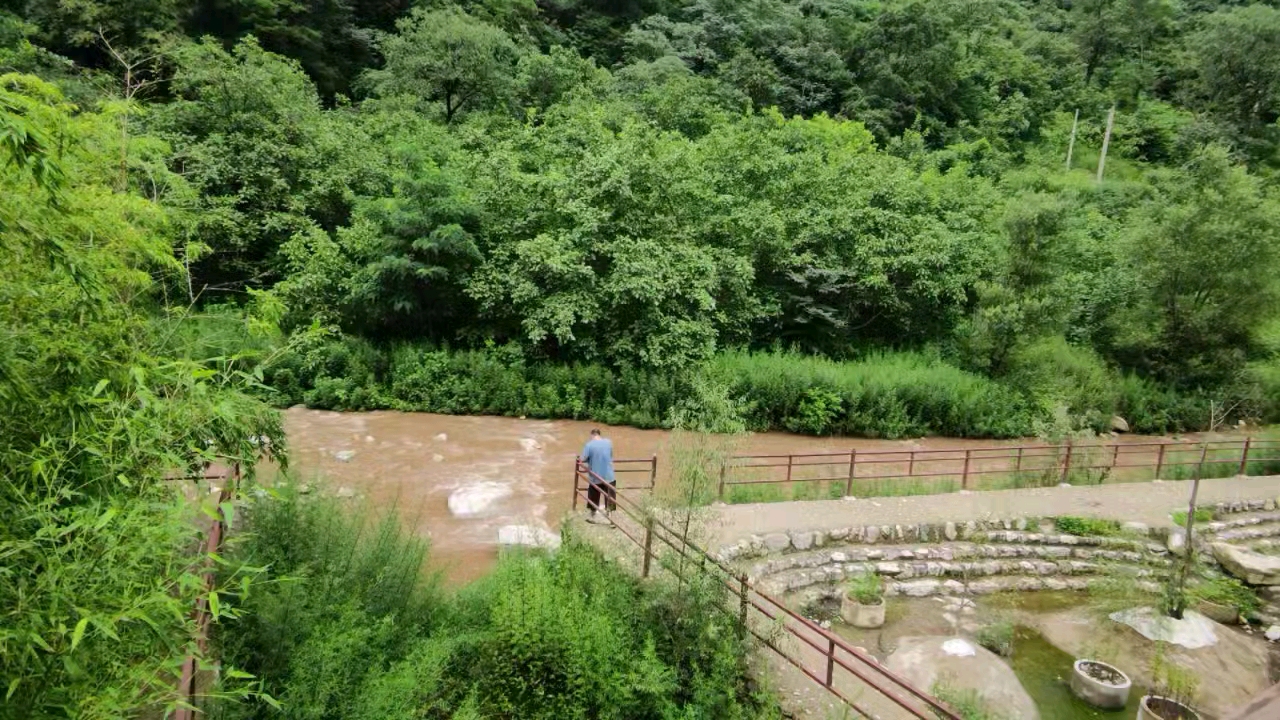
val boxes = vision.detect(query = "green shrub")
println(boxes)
[1170,508,1214,526]
[1053,516,1120,536]
[212,490,781,720]
[975,620,1015,657]
[846,572,883,604]
[1004,336,1117,430]
[931,681,1005,720]
[1190,577,1259,615]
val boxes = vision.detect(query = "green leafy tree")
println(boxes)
[1181,5,1280,163]
[278,121,482,340]
[364,7,520,123]
[1111,147,1280,386]
[153,37,373,296]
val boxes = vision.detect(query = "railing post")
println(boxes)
[1156,443,1166,480]
[1239,437,1252,476]
[845,449,857,497]
[718,460,728,501]
[738,573,749,626]
[1060,442,1073,484]
[649,454,658,490]
[825,637,836,687]
[786,454,793,483]
[641,517,654,578]
[1196,443,1208,480]
[962,449,972,490]
[1016,446,1024,473]
[907,449,915,477]
[572,456,580,511]
[1111,443,1120,471]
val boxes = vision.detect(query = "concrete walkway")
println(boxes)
[709,475,1280,548]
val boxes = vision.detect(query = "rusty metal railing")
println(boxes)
[171,462,240,720]
[572,461,960,719]
[571,454,657,510]
[716,437,1280,501]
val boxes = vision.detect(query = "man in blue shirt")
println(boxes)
[581,428,615,525]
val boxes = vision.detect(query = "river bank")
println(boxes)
[275,408,1253,584]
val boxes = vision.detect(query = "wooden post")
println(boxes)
[962,449,972,490]
[1096,104,1115,182]
[1156,443,1166,480]
[825,637,836,687]
[738,573,749,626]
[907,450,915,478]
[1066,108,1079,169]
[718,461,728,501]
[642,517,654,578]
[649,454,658,490]
[1238,437,1252,476]
[1111,443,1120,472]
[786,455,793,483]
[845,449,857,497]
[1016,446,1024,473]
[1196,443,1208,480]
[572,456,580,511]
[1061,442,1074,484]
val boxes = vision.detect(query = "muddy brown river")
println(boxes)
[278,408,1240,585]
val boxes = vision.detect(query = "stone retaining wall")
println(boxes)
[718,496,1280,605]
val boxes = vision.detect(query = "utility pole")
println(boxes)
[1065,109,1079,170]
[1096,104,1115,182]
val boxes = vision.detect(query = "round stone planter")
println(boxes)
[1069,659,1131,709]
[1137,695,1201,720]
[1196,599,1238,624]
[840,594,886,628]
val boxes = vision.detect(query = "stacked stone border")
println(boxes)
[716,496,1280,605]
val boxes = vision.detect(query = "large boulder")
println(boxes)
[885,636,1039,720]
[1108,607,1218,650]
[1213,542,1280,585]
[1110,416,1130,433]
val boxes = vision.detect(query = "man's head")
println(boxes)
[590,428,601,438]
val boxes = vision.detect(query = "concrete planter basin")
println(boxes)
[840,594,886,628]
[1137,695,1201,720]
[1070,659,1131,709]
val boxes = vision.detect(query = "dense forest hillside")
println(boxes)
[5,0,1280,436]
[4,2,1280,718]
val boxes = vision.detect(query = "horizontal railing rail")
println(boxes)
[716,437,1280,501]
[571,455,658,508]
[572,461,959,719]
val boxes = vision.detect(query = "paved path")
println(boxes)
[708,475,1280,548]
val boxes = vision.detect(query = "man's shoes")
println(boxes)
[603,510,616,527]
[586,512,604,525]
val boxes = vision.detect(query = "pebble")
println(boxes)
[434,433,448,442]
[334,450,356,462]
[1267,625,1280,642]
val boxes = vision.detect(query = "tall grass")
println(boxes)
[713,350,1037,438]
[262,333,1262,439]
[265,336,1045,438]
[211,488,781,720]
